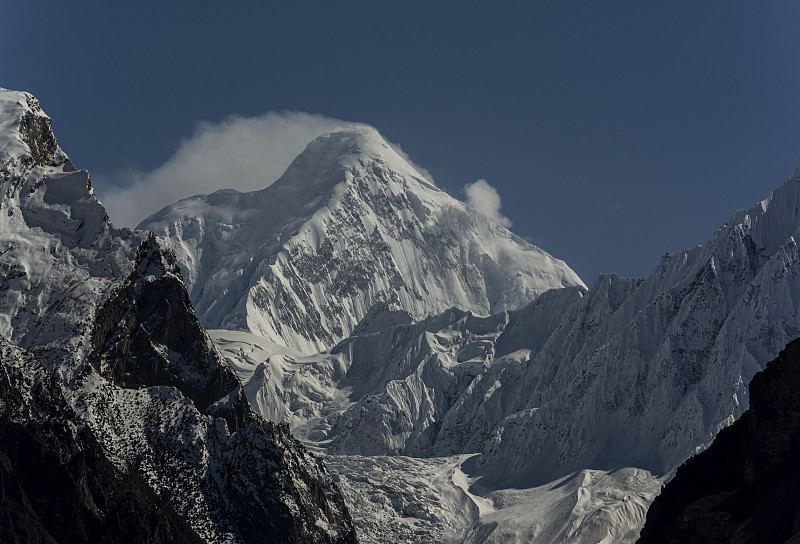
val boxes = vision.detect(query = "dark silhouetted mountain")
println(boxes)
[637,337,800,544]
[0,338,204,544]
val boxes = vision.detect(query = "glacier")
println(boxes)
[140,104,800,542]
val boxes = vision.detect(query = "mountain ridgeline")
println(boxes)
[0,89,356,542]
[6,83,800,544]
[145,116,800,541]
[139,125,584,353]
[159,113,800,482]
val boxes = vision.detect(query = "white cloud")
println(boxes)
[94,111,343,227]
[463,178,512,228]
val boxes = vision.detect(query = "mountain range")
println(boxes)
[3,85,799,543]
[141,109,800,542]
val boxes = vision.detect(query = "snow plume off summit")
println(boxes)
[141,124,585,353]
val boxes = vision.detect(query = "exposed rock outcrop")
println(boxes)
[0,338,204,544]
[636,337,800,544]
[0,87,357,543]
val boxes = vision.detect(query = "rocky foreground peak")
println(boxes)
[0,87,356,543]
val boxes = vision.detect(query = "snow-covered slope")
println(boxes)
[324,454,659,544]
[214,165,800,541]
[140,125,584,353]
[211,314,664,543]
[0,88,355,543]
[468,169,800,489]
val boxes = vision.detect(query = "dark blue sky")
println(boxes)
[4,1,800,282]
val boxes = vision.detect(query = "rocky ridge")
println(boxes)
[0,88,356,543]
[0,337,204,544]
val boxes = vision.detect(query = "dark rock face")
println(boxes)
[83,234,357,542]
[0,339,204,544]
[17,96,68,170]
[0,89,358,543]
[637,337,800,544]
[215,422,355,544]
[89,234,246,429]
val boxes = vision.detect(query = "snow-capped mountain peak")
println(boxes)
[279,123,435,188]
[731,167,800,257]
[209,162,800,541]
[142,123,585,353]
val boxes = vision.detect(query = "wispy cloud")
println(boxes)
[386,141,435,184]
[94,111,343,227]
[463,178,512,228]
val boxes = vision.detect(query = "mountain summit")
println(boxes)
[209,163,800,541]
[141,124,584,353]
